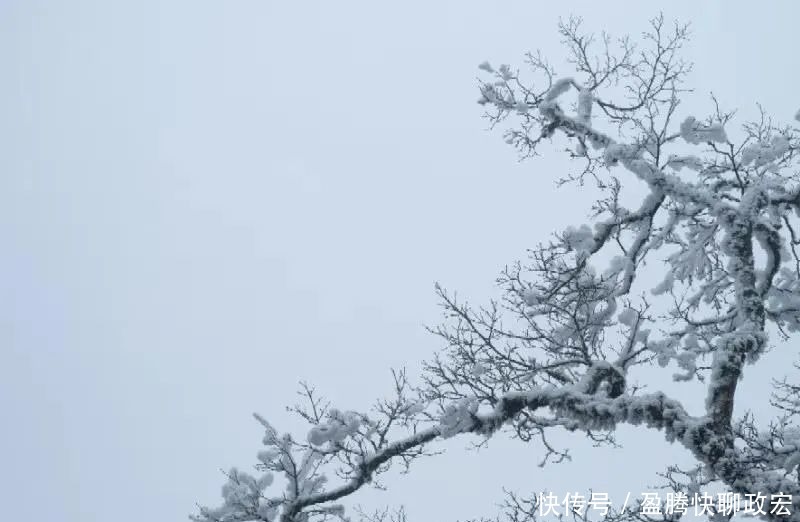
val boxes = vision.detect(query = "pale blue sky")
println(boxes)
[2,2,799,521]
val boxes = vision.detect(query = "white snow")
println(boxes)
[544,77,574,102]
[679,116,728,144]
[563,224,596,256]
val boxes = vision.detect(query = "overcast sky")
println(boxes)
[2,2,800,521]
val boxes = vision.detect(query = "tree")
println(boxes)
[192,14,800,522]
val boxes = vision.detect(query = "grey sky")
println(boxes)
[2,2,799,521]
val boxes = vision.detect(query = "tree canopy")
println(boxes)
[193,14,800,522]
